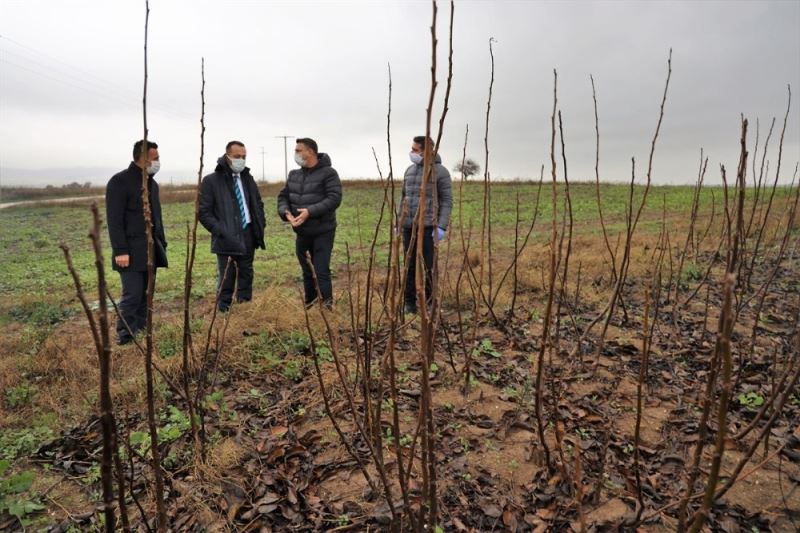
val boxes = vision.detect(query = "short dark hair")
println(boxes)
[413,136,434,150]
[133,140,158,161]
[226,140,245,153]
[296,137,318,155]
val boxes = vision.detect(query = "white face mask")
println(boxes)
[409,152,423,165]
[229,157,246,174]
[294,153,307,167]
[147,160,161,175]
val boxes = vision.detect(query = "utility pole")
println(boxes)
[275,135,293,181]
[260,146,266,182]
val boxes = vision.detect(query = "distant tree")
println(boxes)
[453,158,480,180]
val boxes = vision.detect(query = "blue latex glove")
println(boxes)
[433,227,446,241]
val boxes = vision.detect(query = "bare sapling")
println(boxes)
[182,57,205,457]
[491,169,544,310]
[686,272,736,533]
[379,68,415,508]
[301,291,380,494]
[483,37,496,302]
[416,0,438,522]
[685,118,748,532]
[734,167,799,439]
[677,163,731,531]
[192,259,235,459]
[533,69,560,473]
[739,178,799,387]
[742,117,775,251]
[344,243,363,398]
[572,50,672,362]
[710,333,800,504]
[304,253,399,527]
[574,439,587,532]
[139,1,166,527]
[590,75,618,285]
[554,110,575,345]
[118,415,151,532]
[633,206,666,524]
[547,109,576,484]
[60,205,129,531]
[744,86,791,290]
[671,149,707,326]
[362,148,396,453]
[681,206,727,308]
[694,188,717,259]
[454,125,483,393]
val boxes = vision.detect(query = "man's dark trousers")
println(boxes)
[117,270,155,344]
[217,225,256,312]
[296,229,335,305]
[402,226,435,310]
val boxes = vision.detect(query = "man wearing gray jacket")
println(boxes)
[400,135,453,314]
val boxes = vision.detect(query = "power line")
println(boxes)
[0,33,135,97]
[0,57,138,111]
[0,34,194,121]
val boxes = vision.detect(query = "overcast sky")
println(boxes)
[1,0,798,187]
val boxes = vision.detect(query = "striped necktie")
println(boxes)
[234,174,247,229]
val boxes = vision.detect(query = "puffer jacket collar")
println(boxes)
[301,153,332,173]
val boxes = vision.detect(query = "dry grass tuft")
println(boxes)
[206,437,245,471]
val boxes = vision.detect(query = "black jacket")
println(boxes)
[105,162,168,272]
[276,153,342,237]
[199,157,266,255]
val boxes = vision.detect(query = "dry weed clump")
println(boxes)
[206,437,245,471]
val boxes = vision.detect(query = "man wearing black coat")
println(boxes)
[277,138,342,307]
[105,140,168,345]
[199,140,266,312]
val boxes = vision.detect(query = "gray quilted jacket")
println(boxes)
[399,153,453,229]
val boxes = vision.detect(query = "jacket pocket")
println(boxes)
[213,222,245,255]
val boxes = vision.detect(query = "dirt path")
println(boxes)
[0,195,103,209]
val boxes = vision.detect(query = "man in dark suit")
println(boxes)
[199,140,266,312]
[277,138,342,308]
[105,139,168,345]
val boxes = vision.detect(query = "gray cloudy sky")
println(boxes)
[1,0,798,187]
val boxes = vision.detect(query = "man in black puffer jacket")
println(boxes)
[199,140,266,312]
[277,138,342,307]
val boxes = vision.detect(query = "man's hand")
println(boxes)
[285,209,297,225]
[115,254,130,268]
[291,208,310,228]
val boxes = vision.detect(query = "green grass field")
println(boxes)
[0,180,728,324]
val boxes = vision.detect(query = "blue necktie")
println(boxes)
[234,175,247,228]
